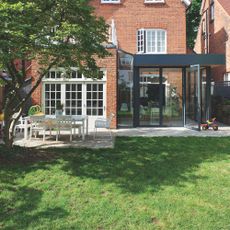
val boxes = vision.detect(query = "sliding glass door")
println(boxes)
[185,65,201,130]
[139,68,160,126]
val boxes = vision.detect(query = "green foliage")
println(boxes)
[0,78,5,86]
[187,0,203,49]
[0,137,230,229]
[0,0,109,77]
[0,0,110,147]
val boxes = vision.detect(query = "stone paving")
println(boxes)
[114,127,230,137]
[13,132,114,149]
[1,127,230,149]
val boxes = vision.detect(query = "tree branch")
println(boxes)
[13,57,60,113]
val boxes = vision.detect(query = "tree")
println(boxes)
[0,0,109,148]
[186,0,203,49]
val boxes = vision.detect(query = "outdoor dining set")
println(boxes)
[0,105,114,142]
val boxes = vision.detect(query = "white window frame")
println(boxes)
[43,67,106,82]
[137,29,167,54]
[144,0,165,3]
[137,29,145,53]
[42,68,107,117]
[224,72,230,81]
[101,0,120,4]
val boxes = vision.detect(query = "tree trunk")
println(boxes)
[3,120,14,149]
[3,96,22,149]
[3,113,14,149]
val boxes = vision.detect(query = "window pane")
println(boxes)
[77,92,82,99]
[140,29,166,54]
[72,84,76,91]
[99,84,103,91]
[98,109,103,116]
[77,84,82,91]
[87,84,91,91]
[72,71,77,78]
[93,84,97,91]
[50,71,55,78]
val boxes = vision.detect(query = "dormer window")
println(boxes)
[137,29,167,54]
[144,0,165,3]
[101,0,120,3]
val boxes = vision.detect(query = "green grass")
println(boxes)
[0,137,230,230]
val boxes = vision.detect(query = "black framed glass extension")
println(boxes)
[138,67,183,127]
[117,53,225,130]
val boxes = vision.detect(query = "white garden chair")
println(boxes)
[56,115,73,142]
[14,116,27,136]
[94,113,115,140]
[29,115,46,141]
[11,112,31,137]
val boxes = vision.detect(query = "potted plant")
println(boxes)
[56,101,64,116]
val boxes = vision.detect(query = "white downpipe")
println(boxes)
[111,19,118,46]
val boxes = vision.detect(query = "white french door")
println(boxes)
[43,81,106,130]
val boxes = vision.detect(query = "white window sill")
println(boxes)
[101,1,121,4]
[144,1,165,4]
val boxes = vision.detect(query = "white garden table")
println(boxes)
[24,115,88,141]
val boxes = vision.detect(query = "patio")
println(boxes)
[3,126,230,149]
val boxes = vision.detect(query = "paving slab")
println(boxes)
[114,127,230,137]
[1,127,230,149]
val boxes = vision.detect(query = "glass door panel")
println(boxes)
[44,83,61,115]
[139,68,160,126]
[185,65,201,130]
[86,83,104,116]
[65,84,82,115]
[162,68,183,126]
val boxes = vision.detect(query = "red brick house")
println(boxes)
[194,0,230,81]
[194,0,230,124]
[29,0,226,131]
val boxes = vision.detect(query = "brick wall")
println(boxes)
[31,0,188,129]
[194,0,230,81]
[30,48,118,128]
[96,48,117,128]
[30,59,42,106]
[91,0,187,54]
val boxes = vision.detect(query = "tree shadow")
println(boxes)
[58,137,230,193]
[0,168,68,230]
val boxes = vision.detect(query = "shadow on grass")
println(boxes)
[0,169,68,229]
[58,137,230,193]
[0,137,229,228]
[1,136,230,195]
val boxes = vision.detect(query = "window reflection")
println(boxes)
[118,51,134,127]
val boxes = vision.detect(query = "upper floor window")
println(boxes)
[144,0,165,3]
[224,72,230,81]
[210,0,214,21]
[101,0,120,3]
[137,29,167,54]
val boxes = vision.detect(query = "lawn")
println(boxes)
[0,137,230,230]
